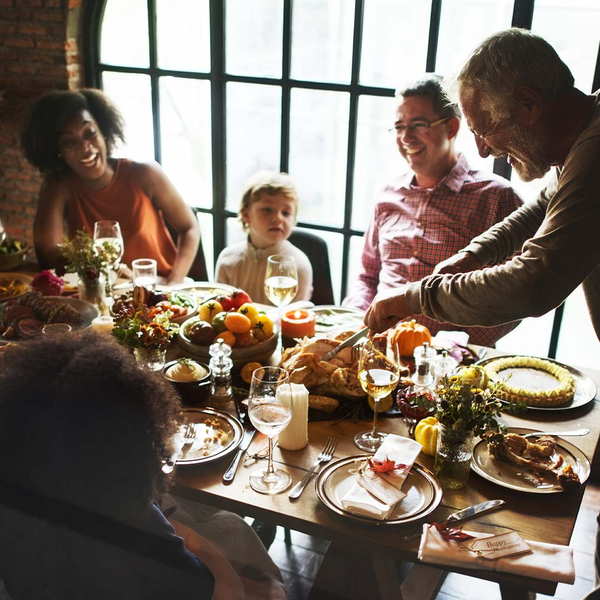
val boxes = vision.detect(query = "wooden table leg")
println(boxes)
[500,583,536,600]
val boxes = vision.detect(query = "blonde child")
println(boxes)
[215,171,313,305]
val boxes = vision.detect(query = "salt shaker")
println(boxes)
[208,340,233,405]
[413,342,436,387]
[433,350,458,386]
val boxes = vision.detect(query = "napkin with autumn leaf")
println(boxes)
[418,523,575,584]
[341,434,422,519]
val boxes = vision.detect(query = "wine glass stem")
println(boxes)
[371,397,379,436]
[266,435,275,476]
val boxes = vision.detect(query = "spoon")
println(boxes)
[523,428,589,438]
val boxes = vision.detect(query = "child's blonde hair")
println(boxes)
[239,171,299,230]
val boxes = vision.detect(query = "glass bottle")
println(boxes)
[209,340,233,406]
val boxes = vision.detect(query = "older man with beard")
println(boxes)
[364,27,600,592]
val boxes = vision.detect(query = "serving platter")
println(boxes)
[0,272,32,302]
[477,355,597,411]
[471,427,590,494]
[174,407,244,466]
[169,281,237,305]
[312,305,365,336]
[316,455,442,525]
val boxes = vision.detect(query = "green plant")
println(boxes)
[112,305,178,350]
[58,230,118,282]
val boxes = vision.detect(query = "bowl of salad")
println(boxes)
[111,288,198,325]
[0,238,29,271]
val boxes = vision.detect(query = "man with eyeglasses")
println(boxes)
[344,75,523,346]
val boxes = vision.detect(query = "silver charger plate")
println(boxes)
[168,281,237,305]
[312,305,365,336]
[316,455,443,525]
[477,355,597,411]
[471,427,590,494]
[175,407,244,465]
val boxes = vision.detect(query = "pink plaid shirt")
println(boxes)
[344,154,524,346]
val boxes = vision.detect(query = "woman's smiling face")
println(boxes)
[58,109,112,188]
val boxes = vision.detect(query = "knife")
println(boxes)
[322,326,369,362]
[401,499,505,541]
[223,428,256,484]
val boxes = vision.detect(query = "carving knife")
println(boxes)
[223,428,256,484]
[401,499,505,541]
[322,326,369,362]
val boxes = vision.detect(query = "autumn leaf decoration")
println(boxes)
[431,521,476,541]
[368,457,410,475]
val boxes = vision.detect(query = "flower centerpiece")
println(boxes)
[433,366,505,489]
[111,303,179,371]
[58,230,119,315]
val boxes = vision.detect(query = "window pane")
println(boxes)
[496,312,555,358]
[455,122,494,173]
[352,95,399,231]
[532,0,600,93]
[289,89,350,227]
[100,0,149,68]
[197,212,214,279]
[157,0,210,72]
[435,0,513,76]
[509,170,553,204]
[159,77,212,208]
[226,0,283,77]
[361,0,431,88]
[291,0,354,84]
[347,233,366,301]
[102,72,154,162]
[226,83,282,211]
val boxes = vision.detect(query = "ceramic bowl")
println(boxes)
[163,358,211,405]
[0,239,29,271]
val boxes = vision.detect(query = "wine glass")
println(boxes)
[264,254,298,350]
[247,366,293,494]
[93,220,124,288]
[354,336,401,453]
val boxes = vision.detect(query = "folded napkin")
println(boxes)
[340,435,422,519]
[418,524,575,584]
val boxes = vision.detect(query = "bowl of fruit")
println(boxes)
[112,287,198,325]
[0,238,29,271]
[177,288,278,369]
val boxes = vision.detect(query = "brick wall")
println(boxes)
[0,0,85,253]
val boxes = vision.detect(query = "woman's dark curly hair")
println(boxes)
[21,89,126,176]
[0,332,181,516]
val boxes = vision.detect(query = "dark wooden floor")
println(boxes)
[266,483,599,600]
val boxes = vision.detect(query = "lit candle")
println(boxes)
[278,383,309,451]
[91,315,115,334]
[281,309,316,339]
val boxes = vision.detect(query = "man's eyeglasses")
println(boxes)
[389,116,452,136]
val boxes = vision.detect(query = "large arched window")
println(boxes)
[84,0,600,367]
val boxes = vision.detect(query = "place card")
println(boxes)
[462,531,531,560]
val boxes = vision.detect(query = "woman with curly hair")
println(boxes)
[0,332,285,599]
[21,89,200,284]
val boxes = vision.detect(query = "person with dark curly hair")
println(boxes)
[21,89,200,284]
[0,332,286,599]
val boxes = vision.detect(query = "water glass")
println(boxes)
[132,258,157,290]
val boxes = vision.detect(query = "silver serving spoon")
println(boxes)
[523,428,589,438]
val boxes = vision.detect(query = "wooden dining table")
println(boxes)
[171,347,599,599]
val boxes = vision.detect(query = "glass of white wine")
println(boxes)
[264,254,298,350]
[93,220,124,288]
[247,366,293,494]
[354,336,401,453]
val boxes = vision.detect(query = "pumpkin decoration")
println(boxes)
[389,320,432,357]
[415,416,439,456]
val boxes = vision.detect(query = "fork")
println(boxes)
[182,423,197,445]
[289,437,337,500]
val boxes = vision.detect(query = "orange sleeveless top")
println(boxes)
[65,159,177,277]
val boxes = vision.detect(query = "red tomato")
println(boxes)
[231,289,252,309]
[217,294,234,312]
[235,330,258,347]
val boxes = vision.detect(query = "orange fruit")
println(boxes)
[225,312,252,334]
[241,362,262,384]
[213,330,236,347]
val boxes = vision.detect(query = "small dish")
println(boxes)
[163,358,211,405]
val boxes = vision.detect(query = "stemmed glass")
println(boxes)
[264,254,298,350]
[93,220,124,289]
[354,336,401,453]
[247,366,293,494]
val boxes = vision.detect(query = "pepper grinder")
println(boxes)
[413,342,437,387]
[208,340,233,406]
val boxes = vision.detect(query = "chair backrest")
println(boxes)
[289,230,335,305]
[166,218,209,281]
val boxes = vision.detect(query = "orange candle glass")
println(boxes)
[281,309,316,339]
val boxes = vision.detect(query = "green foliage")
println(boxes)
[59,230,118,281]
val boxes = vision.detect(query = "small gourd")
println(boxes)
[415,416,439,456]
[390,320,432,357]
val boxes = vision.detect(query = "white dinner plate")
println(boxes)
[168,281,238,305]
[316,454,442,525]
[477,355,597,411]
[174,407,244,466]
[471,427,590,494]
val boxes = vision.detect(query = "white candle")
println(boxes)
[278,383,309,451]
[91,315,115,334]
